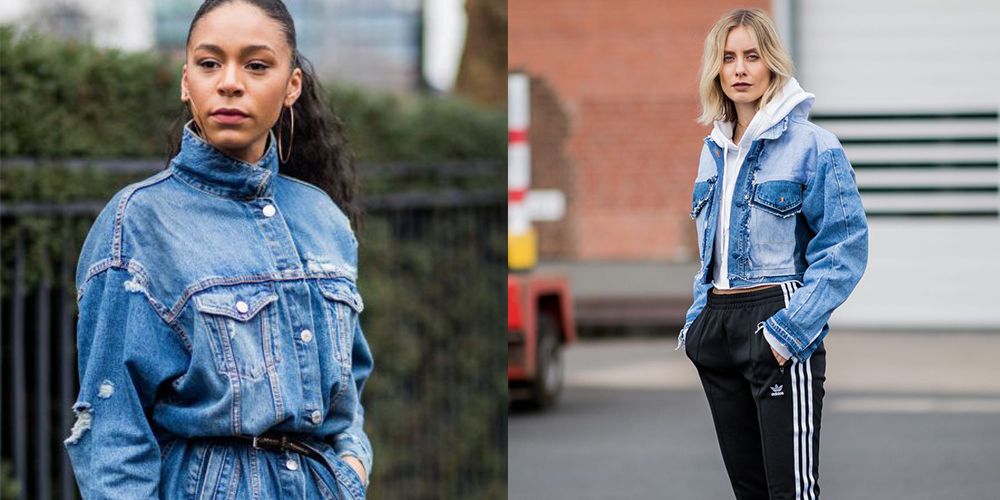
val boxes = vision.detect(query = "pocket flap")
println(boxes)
[752,180,803,217]
[193,285,278,321]
[317,279,364,313]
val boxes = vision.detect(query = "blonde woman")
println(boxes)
[679,9,868,499]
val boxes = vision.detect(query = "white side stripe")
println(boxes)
[792,358,802,499]
[785,282,801,499]
[783,281,816,499]
[785,281,816,499]
[805,359,816,500]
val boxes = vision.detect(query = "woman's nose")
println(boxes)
[733,58,747,77]
[218,65,244,96]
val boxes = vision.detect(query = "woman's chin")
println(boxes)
[205,130,264,157]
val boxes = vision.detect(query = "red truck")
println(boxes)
[508,273,575,409]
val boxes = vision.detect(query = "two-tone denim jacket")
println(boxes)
[678,104,869,362]
[65,123,374,499]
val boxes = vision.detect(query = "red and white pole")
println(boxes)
[508,73,536,270]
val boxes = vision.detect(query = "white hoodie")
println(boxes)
[709,77,815,289]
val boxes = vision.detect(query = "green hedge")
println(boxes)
[0,26,505,163]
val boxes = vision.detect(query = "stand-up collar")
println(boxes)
[170,122,279,200]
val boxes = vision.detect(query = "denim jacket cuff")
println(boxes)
[335,434,372,486]
[760,324,794,360]
[764,313,806,360]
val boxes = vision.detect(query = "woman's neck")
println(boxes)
[732,101,759,144]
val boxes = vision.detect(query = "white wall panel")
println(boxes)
[795,0,1000,113]
[792,0,1000,330]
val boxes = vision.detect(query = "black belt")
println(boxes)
[206,431,326,462]
[200,432,366,498]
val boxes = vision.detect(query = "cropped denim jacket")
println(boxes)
[65,124,373,499]
[678,109,869,362]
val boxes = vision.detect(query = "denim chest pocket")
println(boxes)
[193,283,281,381]
[748,180,804,272]
[750,180,803,218]
[316,278,364,365]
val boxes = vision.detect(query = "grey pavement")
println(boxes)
[534,260,699,299]
[509,331,1000,500]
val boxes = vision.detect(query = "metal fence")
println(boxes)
[0,159,506,500]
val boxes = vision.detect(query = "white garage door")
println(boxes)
[788,0,1000,329]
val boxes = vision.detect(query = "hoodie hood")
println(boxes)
[710,77,815,149]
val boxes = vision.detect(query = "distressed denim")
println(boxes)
[679,110,869,362]
[65,123,374,499]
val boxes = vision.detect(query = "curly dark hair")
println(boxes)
[166,0,360,227]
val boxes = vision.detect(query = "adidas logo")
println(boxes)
[770,384,784,397]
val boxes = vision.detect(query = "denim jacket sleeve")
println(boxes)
[65,263,188,498]
[763,147,869,361]
[332,307,375,484]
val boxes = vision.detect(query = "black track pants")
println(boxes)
[685,283,826,500]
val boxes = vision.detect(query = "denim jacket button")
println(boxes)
[262,204,276,217]
[300,329,313,343]
[235,300,249,313]
[285,458,299,471]
[310,409,322,424]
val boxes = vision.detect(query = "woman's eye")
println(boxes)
[247,62,269,72]
[198,60,220,69]
[747,54,759,61]
[723,55,734,62]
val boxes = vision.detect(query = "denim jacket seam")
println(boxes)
[80,258,194,351]
[253,169,272,199]
[172,271,359,320]
[111,170,174,262]
[827,149,856,238]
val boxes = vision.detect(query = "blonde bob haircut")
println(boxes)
[697,8,795,125]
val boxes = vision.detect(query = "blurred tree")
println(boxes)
[454,0,506,108]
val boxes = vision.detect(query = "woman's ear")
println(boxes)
[180,64,190,102]
[285,67,303,107]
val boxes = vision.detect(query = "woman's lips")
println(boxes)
[732,83,752,90]
[210,109,249,124]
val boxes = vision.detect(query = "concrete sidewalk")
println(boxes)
[510,331,1000,500]
[566,330,1000,397]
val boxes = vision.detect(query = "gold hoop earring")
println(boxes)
[278,106,295,163]
[187,98,208,142]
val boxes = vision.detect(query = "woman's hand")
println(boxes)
[343,455,367,486]
[771,346,788,366]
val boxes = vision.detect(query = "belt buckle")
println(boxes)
[251,433,289,453]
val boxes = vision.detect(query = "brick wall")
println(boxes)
[509,0,770,261]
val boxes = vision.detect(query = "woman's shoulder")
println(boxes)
[274,173,352,228]
[76,169,176,285]
[784,116,843,153]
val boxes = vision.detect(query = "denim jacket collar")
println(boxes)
[170,121,279,200]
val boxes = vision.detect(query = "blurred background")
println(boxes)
[0,1,506,499]
[507,0,1000,499]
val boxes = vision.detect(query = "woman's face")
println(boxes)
[182,1,302,163]
[719,25,771,112]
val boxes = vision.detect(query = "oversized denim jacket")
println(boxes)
[678,106,869,362]
[65,124,374,499]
